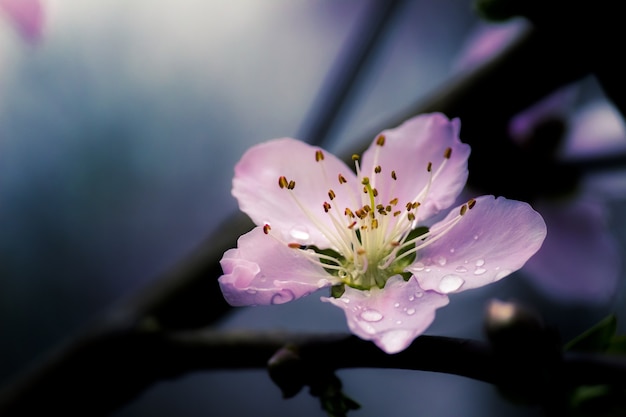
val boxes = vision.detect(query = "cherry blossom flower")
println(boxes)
[219,113,547,354]
[455,19,623,304]
[1,0,43,43]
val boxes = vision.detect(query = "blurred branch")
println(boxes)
[2,328,626,416]
[297,0,406,147]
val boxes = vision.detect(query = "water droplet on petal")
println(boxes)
[424,268,431,273]
[435,256,447,266]
[406,308,416,315]
[439,274,465,293]
[475,259,485,267]
[449,248,455,254]
[289,225,310,243]
[473,234,479,240]
[341,298,350,304]
[394,302,400,308]
[413,262,425,271]
[396,320,403,325]
[474,267,487,275]
[408,295,415,301]
[246,289,258,295]
[360,309,383,322]
[455,266,468,273]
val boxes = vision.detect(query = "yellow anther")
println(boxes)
[352,154,360,161]
[338,174,347,184]
[323,202,332,213]
[460,204,468,216]
[348,221,357,229]
[363,205,371,213]
[389,197,398,206]
[345,208,354,218]
[357,248,366,255]
[427,162,432,172]
[468,198,476,209]
[393,210,401,217]
[444,147,452,159]
[376,134,386,146]
[391,170,397,180]
[278,176,288,189]
[288,243,303,249]
[407,212,416,221]
[263,224,271,234]
[372,188,378,197]
[315,150,325,161]
[287,180,296,190]
[361,177,370,185]
[328,189,336,200]
[374,165,382,174]
[371,219,379,229]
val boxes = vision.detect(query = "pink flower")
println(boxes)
[1,0,43,43]
[455,20,623,304]
[219,113,547,354]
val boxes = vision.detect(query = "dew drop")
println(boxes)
[449,248,455,254]
[473,234,479,240]
[474,267,487,275]
[413,262,425,271]
[438,274,465,293]
[455,266,468,273]
[360,309,383,322]
[246,289,258,295]
[341,298,350,304]
[415,291,424,298]
[394,302,400,308]
[424,268,431,273]
[408,295,415,301]
[396,320,403,325]
[475,259,485,267]
[435,256,447,266]
[289,225,310,243]
[406,308,416,315]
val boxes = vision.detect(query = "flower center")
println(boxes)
[269,135,475,293]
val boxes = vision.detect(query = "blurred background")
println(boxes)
[1,1,626,416]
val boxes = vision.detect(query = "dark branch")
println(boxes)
[3,328,626,416]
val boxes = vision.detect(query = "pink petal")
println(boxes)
[219,226,335,306]
[409,195,547,294]
[452,19,528,72]
[232,138,357,248]
[322,276,449,354]
[0,0,44,43]
[360,113,470,223]
[523,199,620,304]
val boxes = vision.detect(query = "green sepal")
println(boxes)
[330,284,346,298]
[395,226,428,266]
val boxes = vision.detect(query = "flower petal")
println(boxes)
[409,195,547,294]
[232,138,357,248]
[360,113,470,223]
[322,276,449,354]
[523,199,620,304]
[219,226,335,306]
[0,0,44,42]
